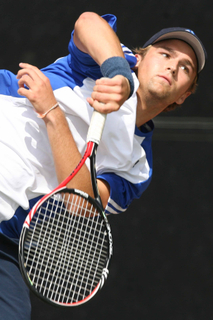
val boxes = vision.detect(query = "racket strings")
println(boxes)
[42,195,73,301]
[23,191,109,305]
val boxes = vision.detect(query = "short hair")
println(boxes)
[133,45,198,112]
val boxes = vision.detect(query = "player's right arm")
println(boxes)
[74,12,124,66]
[74,12,131,113]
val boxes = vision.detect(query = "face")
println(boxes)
[135,39,197,112]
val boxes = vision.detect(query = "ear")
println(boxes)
[175,91,191,105]
[134,54,142,68]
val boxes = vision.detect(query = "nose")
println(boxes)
[167,62,178,75]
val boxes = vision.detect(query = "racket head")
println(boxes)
[19,188,113,307]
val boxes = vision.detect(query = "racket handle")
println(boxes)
[87,111,107,144]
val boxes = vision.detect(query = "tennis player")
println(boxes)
[0,12,206,319]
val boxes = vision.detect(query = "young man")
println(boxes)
[0,12,207,319]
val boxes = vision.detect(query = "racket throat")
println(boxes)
[89,143,102,206]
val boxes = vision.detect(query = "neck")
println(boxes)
[136,90,167,128]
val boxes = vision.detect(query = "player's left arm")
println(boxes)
[17,63,110,205]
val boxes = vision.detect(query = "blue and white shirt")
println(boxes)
[0,14,153,238]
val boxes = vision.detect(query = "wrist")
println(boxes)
[100,56,134,97]
[36,102,60,119]
[43,104,67,128]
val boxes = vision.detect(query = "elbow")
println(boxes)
[74,12,100,32]
[74,12,101,52]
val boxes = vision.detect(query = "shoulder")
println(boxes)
[0,69,20,97]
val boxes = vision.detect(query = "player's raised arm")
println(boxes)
[74,12,134,113]
[74,12,124,65]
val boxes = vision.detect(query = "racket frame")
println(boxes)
[19,187,113,307]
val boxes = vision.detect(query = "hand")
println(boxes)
[16,63,57,115]
[87,75,131,113]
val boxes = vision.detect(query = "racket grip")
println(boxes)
[87,111,107,144]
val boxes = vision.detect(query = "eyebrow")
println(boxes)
[157,45,196,72]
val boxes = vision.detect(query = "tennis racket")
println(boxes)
[18,110,113,307]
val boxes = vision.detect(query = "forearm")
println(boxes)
[73,12,124,66]
[43,106,93,195]
[44,107,110,207]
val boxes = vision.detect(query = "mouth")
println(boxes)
[158,75,171,86]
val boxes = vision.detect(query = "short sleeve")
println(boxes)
[97,170,152,215]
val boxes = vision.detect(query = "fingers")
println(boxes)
[88,75,131,113]
[17,63,47,81]
[16,63,57,115]
[94,75,130,94]
[87,96,122,113]
[17,63,41,97]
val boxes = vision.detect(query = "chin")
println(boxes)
[149,87,171,101]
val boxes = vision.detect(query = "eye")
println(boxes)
[161,52,169,58]
[180,65,189,73]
